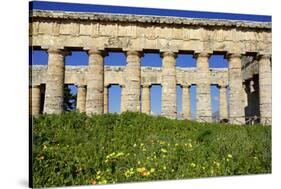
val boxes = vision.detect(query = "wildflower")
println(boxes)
[163,166,166,170]
[91,179,97,185]
[188,143,193,148]
[137,161,141,165]
[133,143,137,147]
[124,168,135,177]
[141,171,150,177]
[175,143,179,146]
[39,155,44,160]
[190,163,196,168]
[227,154,233,158]
[150,168,155,173]
[159,141,165,145]
[161,148,168,153]
[137,167,146,173]
[140,143,144,147]
[99,179,107,184]
[116,152,124,157]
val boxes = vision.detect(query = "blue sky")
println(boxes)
[30,1,271,119]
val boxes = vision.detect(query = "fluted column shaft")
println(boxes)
[161,52,177,119]
[258,54,272,125]
[104,86,109,114]
[44,48,69,114]
[30,85,41,116]
[77,85,86,113]
[182,85,191,120]
[195,53,212,122]
[227,53,245,124]
[86,50,106,115]
[124,51,142,112]
[219,85,228,121]
[142,85,151,114]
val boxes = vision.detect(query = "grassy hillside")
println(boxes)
[32,112,271,188]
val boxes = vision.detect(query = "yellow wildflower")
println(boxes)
[161,148,168,153]
[227,154,233,158]
[190,163,196,167]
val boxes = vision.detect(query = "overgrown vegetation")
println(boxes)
[32,112,271,188]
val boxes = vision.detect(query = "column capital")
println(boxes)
[160,51,177,58]
[142,84,151,88]
[218,84,228,89]
[257,53,271,60]
[125,51,143,57]
[194,52,211,59]
[182,84,191,89]
[226,53,242,60]
[30,84,41,88]
[87,49,108,57]
[47,48,70,56]
[77,84,86,88]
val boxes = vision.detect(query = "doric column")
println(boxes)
[161,51,177,119]
[76,85,86,113]
[141,84,151,114]
[182,85,191,120]
[219,85,228,121]
[124,51,142,112]
[44,48,69,114]
[258,54,272,125]
[104,85,109,114]
[86,50,107,115]
[30,85,41,116]
[227,53,245,124]
[195,52,212,122]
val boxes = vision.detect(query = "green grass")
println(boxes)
[32,111,271,188]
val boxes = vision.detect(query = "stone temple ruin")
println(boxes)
[29,10,272,125]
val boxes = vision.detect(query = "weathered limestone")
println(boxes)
[195,52,212,122]
[219,85,228,121]
[124,51,142,112]
[104,86,109,114]
[227,53,245,124]
[141,84,151,114]
[76,85,86,112]
[258,54,272,125]
[182,85,191,120]
[86,50,106,115]
[161,52,177,119]
[44,48,69,114]
[30,85,41,115]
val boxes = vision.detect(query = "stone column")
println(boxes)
[104,85,109,114]
[219,85,228,121]
[124,51,142,112]
[182,85,191,120]
[44,48,69,114]
[30,85,41,116]
[258,54,272,125]
[76,85,86,113]
[86,50,106,115]
[227,53,245,124]
[161,51,177,119]
[142,84,151,114]
[195,52,212,122]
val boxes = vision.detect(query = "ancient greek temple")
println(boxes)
[29,10,272,125]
